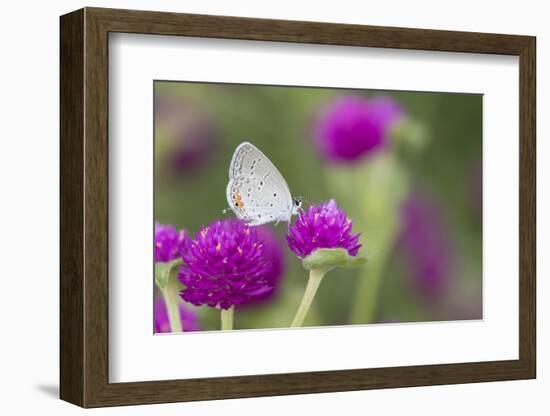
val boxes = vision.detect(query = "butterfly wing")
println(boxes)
[226,142,293,225]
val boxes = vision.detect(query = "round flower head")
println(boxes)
[314,95,404,163]
[169,122,217,173]
[399,193,454,300]
[178,219,278,309]
[155,95,218,174]
[154,222,190,263]
[154,297,200,333]
[242,226,285,304]
[286,199,361,259]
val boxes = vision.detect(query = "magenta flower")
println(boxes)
[178,219,279,309]
[242,226,286,304]
[399,193,454,300]
[169,122,217,173]
[314,95,404,163]
[155,95,218,174]
[154,222,190,263]
[286,199,361,259]
[154,297,200,333]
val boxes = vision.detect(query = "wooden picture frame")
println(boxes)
[60,7,536,408]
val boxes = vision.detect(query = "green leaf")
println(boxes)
[302,248,366,271]
[155,258,183,289]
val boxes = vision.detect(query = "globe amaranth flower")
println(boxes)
[155,95,218,174]
[399,192,454,300]
[154,222,190,263]
[241,226,285,304]
[178,219,279,309]
[314,95,404,163]
[154,297,200,333]
[286,199,361,259]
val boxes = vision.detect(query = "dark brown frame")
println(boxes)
[60,7,536,408]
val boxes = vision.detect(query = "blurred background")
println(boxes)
[154,80,482,331]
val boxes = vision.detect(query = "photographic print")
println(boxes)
[60,9,535,406]
[153,81,483,333]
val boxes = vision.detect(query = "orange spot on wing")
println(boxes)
[234,192,245,209]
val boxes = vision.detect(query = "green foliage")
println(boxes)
[302,248,366,271]
[154,259,182,289]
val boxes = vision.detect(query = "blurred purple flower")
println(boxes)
[286,199,361,259]
[399,193,454,300]
[178,219,280,309]
[154,222,190,263]
[155,95,218,173]
[154,297,200,333]
[314,95,404,163]
[243,226,286,304]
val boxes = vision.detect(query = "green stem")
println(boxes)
[291,268,329,327]
[349,247,389,324]
[221,306,234,331]
[160,269,183,333]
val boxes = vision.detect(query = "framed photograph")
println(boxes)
[60,7,536,408]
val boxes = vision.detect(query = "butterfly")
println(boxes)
[226,141,302,226]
